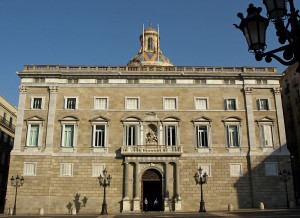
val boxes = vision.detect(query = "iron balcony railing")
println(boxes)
[0,116,15,133]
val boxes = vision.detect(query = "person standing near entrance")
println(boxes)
[144,197,148,212]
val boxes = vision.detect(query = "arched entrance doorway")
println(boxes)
[141,169,163,211]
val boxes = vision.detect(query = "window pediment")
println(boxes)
[121,116,142,123]
[192,116,212,124]
[255,116,274,123]
[25,115,44,122]
[89,116,110,123]
[59,116,80,122]
[222,116,242,123]
[162,116,181,122]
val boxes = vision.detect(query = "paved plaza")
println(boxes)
[0,209,299,218]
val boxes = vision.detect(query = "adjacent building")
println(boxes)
[0,96,17,213]
[5,26,293,215]
[281,63,300,201]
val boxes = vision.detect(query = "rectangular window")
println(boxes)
[227,125,239,147]
[261,125,273,147]
[23,162,37,176]
[195,98,208,110]
[196,126,208,147]
[93,125,105,147]
[164,98,177,110]
[265,162,278,176]
[230,163,242,176]
[125,125,137,145]
[32,97,43,109]
[126,98,139,110]
[9,117,13,128]
[92,163,105,177]
[65,98,77,109]
[198,164,211,177]
[60,163,73,176]
[27,124,39,147]
[62,125,74,147]
[165,125,176,145]
[226,99,236,110]
[94,97,108,110]
[258,99,269,110]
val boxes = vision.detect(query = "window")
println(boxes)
[165,125,177,145]
[31,97,43,109]
[60,163,73,176]
[94,97,108,110]
[196,126,208,147]
[90,116,109,150]
[148,37,153,50]
[198,164,211,177]
[261,125,273,147]
[62,125,74,147]
[195,98,208,110]
[125,125,138,145]
[23,162,37,176]
[9,117,13,128]
[92,163,105,177]
[258,99,269,110]
[265,162,278,176]
[230,163,242,176]
[64,97,78,109]
[164,97,177,110]
[27,124,39,146]
[225,99,236,110]
[93,125,105,147]
[126,97,139,110]
[227,125,239,147]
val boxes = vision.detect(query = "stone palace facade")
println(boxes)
[5,26,293,215]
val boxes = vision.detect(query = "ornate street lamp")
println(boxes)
[235,0,300,70]
[279,169,291,209]
[98,168,112,215]
[10,175,24,215]
[194,167,208,212]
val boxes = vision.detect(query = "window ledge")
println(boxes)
[90,147,108,153]
[227,147,242,153]
[60,147,77,153]
[195,147,211,153]
[24,146,41,152]
[261,147,275,152]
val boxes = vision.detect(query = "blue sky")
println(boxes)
[1,0,299,106]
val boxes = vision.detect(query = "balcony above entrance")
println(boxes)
[121,145,183,156]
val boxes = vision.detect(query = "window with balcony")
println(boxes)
[256,116,275,148]
[196,126,208,147]
[59,116,79,149]
[163,117,180,146]
[192,116,212,152]
[122,116,141,146]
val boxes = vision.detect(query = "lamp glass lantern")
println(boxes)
[263,0,288,20]
[236,4,269,52]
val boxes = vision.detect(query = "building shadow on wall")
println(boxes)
[233,147,294,210]
[66,193,88,214]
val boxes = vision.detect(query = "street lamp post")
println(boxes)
[234,0,300,71]
[98,168,112,215]
[194,167,208,212]
[10,175,24,215]
[279,169,291,209]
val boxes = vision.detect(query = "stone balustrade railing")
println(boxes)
[23,65,276,74]
[121,145,183,156]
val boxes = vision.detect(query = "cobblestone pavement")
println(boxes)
[0,209,299,218]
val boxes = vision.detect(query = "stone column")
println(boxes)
[273,87,287,150]
[243,87,256,150]
[45,86,58,152]
[12,86,27,152]
[174,162,182,211]
[133,162,140,211]
[164,162,169,211]
[122,162,131,212]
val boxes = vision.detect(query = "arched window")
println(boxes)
[148,37,153,50]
